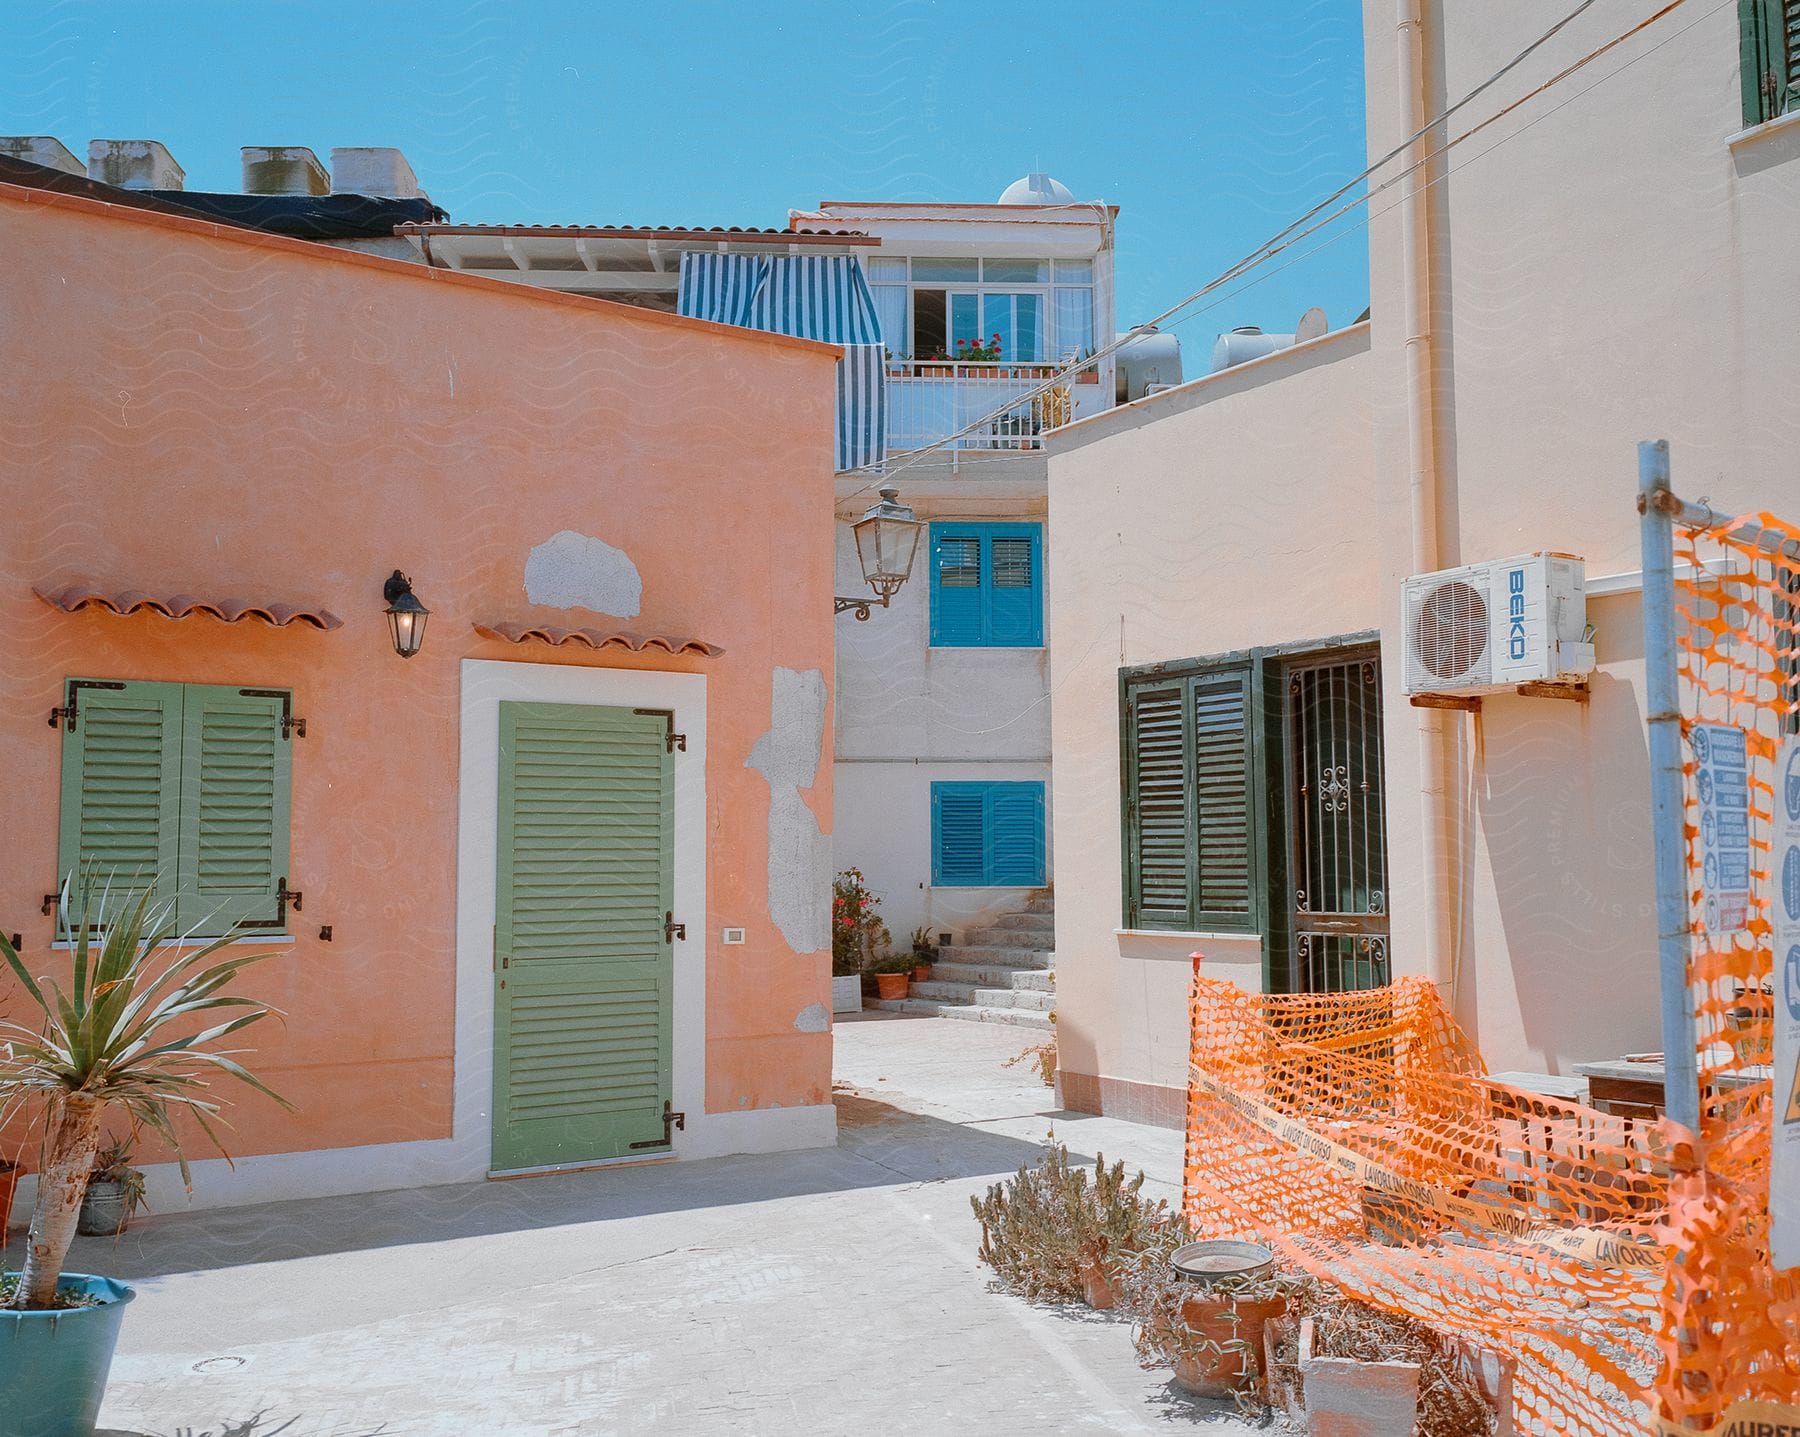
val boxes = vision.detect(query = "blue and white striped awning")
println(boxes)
[678,251,886,471]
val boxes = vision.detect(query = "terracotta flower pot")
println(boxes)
[1170,1290,1289,1399]
[1080,1261,1116,1310]
[875,973,910,1000]
[912,964,932,983]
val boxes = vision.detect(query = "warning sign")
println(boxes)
[1694,723,1753,935]
[1773,736,1800,1270]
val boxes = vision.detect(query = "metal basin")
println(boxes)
[1170,1239,1274,1287]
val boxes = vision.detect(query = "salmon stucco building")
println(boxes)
[0,175,844,1216]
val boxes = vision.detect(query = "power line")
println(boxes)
[844,0,1695,490]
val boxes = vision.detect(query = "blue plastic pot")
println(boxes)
[0,1274,136,1437]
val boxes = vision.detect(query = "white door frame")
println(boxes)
[456,659,707,1171]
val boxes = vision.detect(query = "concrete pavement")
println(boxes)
[16,1014,1260,1436]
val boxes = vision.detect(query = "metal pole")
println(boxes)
[1638,438,1701,1134]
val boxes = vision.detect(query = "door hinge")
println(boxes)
[629,1099,687,1150]
[49,680,126,731]
[239,689,305,739]
[634,708,686,753]
[277,878,303,919]
[665,912,686,944]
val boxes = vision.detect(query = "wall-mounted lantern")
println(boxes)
[383,571,429,658]
[835,487,923,622]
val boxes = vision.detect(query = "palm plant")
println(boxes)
[0,879,289,1309]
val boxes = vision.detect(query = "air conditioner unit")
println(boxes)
[1402,553,1595,695]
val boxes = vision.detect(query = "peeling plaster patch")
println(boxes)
[792,1002,829,1033]
[746,667,830,954]
[524,530,642,617]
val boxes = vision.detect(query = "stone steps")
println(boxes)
[869,891,1056,1030]
[869,997,1054,1031]
[927,962,1053,991]
[908,980,1053,1012]
[935,944,1053,970]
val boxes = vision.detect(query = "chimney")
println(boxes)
[329,147,421,199]
[241,145,330,196]
[0,136,84,176]
[87,139,185,191]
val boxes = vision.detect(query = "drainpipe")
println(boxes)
[1397,0,1458,998]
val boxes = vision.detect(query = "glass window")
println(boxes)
[866,257,908,282]
[911,258,980,283]
[913,290,947,358]
[982,259,1048,284]
[1054,288,1093,360]
[950,293,982,354]
[981,293,1041,362]
[1053,259,1094,283]
[871,285,908,355]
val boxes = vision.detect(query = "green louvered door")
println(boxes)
[492,702,674,1172]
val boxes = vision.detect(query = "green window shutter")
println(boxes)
[175,686,291,933]
[57,680,184,909]
[1125,683,1192,928]
[1741,0,1796,125]
[1191,673,1254,921]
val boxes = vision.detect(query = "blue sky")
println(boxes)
[7,1,1370,340]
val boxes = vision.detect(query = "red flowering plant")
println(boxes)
[832,868,891,976]
[955,331,1005,363]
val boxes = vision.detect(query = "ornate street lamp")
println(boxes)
[836,487,923,621]
[383,570,429,658]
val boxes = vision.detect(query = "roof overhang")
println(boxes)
[397,224,878,302]
[36,584,343,630]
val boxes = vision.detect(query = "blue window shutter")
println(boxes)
[930,528,985,646]
[932,784,988,884]
[932,781,1045,886]
[929,522,1043,648]
[985,782,1046,885]
[984,528,1042,646]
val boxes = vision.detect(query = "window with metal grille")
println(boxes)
[928,522,1044,647]
[56,678,294,934]
[932,781,1045,887]
[1121,664,1257,931]
[1741,0,1800,127]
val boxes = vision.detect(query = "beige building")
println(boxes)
[1046,0,1800,1121]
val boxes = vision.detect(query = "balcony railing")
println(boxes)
[886,360,1075,452]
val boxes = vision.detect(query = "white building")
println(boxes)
[803,176,1124,968]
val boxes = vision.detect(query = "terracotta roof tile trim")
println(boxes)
[35,585,343,630]
[473,621,723,658]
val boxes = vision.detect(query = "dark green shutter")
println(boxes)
[1192,673,1253,920]
[492,702,674,1171]
[1741,0,1798,125]
[1122,668,1256,931]
[57,680,183,908]
[1125,683,1191,927]
[176,686,291,932]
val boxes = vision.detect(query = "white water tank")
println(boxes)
[998,171,1075,205]
[1210,325,1296,373]
[1115,328,1184,402]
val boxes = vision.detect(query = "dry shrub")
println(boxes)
[972,1141,1172,1302]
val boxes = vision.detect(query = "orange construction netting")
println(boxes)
[1180,512,1799,1436]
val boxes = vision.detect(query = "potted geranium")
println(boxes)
[0,880,288,1436]
[833,869,889,1007]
